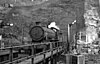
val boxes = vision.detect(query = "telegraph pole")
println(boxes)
[67,24,71,53]
[67,20,76,53]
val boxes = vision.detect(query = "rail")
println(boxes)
[0,42,65,64]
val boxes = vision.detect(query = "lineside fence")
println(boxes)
[0,42,65,64]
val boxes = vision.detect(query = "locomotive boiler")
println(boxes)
[29,26,58,42]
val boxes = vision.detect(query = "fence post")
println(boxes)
[43,44,46,64]
[56,42,59,64]
[9,47,13,64]
[31,44,34,64]
[50,42,53,64]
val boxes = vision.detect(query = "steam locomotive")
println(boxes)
[29,22,62,42]
[29,25,60,42]
[24,22,63,54]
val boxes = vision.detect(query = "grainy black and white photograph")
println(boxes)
[0,0,100,64]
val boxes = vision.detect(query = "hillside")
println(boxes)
[0,0,85,44]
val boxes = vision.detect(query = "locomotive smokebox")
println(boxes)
[29,26,56,42]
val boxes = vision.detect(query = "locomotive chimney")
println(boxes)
[35,22,41,26]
